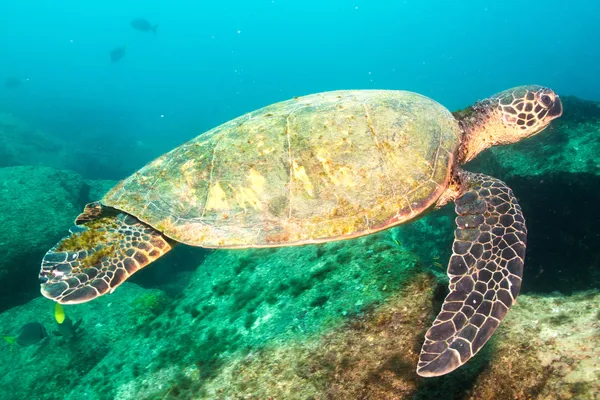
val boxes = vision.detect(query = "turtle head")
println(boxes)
[455,85,562,163]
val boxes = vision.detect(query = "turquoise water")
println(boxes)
[1,0,599,178]
[0,1,599,399]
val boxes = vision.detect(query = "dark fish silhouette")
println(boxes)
[3,322,48,346]
[130,18,158,34]
[110,46,126,63]
[4,76,22,89]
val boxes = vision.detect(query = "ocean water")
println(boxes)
[0,1,599,399]
[1,0,599,178]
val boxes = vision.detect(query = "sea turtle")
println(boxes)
[39,86,562,376]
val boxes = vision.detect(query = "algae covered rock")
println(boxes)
[0,166,87,309]
[462,291,600,400]
[0,113,149,180]
[58,232,425,399]
[0,283,169,400]
[56,231,598,400]
[164,279,599,400]
[50,226,598,399]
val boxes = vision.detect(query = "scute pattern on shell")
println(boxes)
[103,90,461,248]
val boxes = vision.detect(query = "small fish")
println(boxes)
[110,46,126,63]
[55,303,65,324]
[54,304,82,339]
[393,239,402,247]
[3,336,16,345]
[130,18,158,34]
[3,322,48,347]
[432,261,444,269]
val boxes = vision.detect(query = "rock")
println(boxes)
[55,232,423,399]
[0,113,148,180]
[0,113,67,169]
[0,283,169,400]
[0,166,87,310]
[42,234,598,399]
[197,288,599,400]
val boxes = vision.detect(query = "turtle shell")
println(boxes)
[103,90,461,248]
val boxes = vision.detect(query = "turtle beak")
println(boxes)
[548,96,563,119]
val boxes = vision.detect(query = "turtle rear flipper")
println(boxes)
[39,203,172,304]
[417,171,526,377]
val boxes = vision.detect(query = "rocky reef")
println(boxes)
[0,167,88,309]
[190,278,600,400]
[1,239,597,400]
[0,113,164,180]
[0,283,171,399]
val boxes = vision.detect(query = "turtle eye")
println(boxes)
[540,94,553,108]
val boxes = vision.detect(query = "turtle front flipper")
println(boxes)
[417,171,526,377]
[39,203,173,304]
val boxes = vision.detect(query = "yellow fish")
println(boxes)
[432,261,444,269]
[55,303,65,325]
[3,336,16,345]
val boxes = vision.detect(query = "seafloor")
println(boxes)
[0,96,598,399]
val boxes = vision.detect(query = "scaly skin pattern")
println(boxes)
[456,85,563,163]
[103,91,461,248]
[39,203,172,303]
[416,85,563,376]
[417,171,527,377]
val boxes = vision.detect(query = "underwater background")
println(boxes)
[0,0,598,399]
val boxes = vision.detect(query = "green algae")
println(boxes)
[85,243,117,267]
[55,230,120,270]
[114,235,599,400]
[56,230,105,252]
[546,311,573,326]
[131,291,170,326]
[54,216,125,269]
[0,166,87,308]
[452,106,476,121]
[84,216,119,230]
